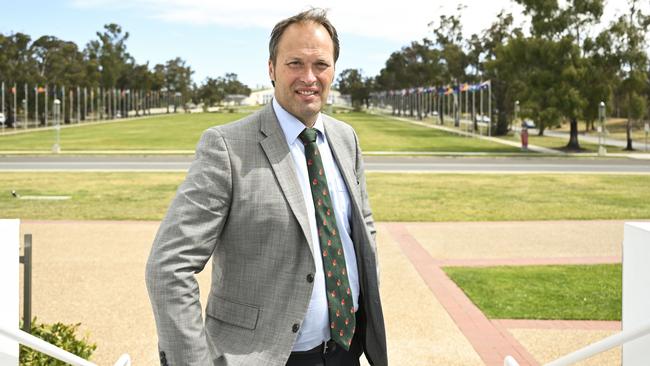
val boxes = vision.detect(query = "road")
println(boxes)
[0,156,648,173]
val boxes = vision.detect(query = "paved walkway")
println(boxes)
[542,129,631,149]
[17,220,629,365]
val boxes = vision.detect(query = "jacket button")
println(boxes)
[306,273,314,283]
[292,323,300,333]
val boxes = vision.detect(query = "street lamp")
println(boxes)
[598,101,606,156]
[514,100,520,132]
[52,99,61,153]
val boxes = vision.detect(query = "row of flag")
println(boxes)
[385,80,491,96]
[2,85,154,97]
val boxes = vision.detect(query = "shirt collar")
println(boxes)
[272,98,325,146]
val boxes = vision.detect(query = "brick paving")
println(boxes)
[16,220,627,365]
[384,222,624,366]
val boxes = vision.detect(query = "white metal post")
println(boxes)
[623,222,650,365]
[0,219,20,365]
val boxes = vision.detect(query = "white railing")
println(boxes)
[0,324,130,366]
[504,321,650,366]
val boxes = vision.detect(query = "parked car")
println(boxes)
[477,114,491,123]
[0,112,5,125]
[522,119,536,129]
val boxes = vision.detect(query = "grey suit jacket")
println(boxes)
[145,104,387,366]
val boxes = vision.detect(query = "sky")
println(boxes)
[0,0,642,89]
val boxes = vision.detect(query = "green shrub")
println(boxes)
[19,317,97,365]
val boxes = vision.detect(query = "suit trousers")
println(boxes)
[285,336,362,366]
[286,311,363,366]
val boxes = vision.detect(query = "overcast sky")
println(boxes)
[1,0,643,89]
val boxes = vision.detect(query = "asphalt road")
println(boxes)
[0,156,648,173]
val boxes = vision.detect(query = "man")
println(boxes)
[146,8,387,366]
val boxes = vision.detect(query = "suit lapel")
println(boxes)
[323,117,359,203]
[259,104,314,253]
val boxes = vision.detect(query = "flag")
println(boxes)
[460,83,469,92]
[10,86,16,94]
[37,87,45,93]
[480,80,491,89]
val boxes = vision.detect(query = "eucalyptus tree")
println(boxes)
[481,11,522,135]
[0,32,37,125]
[85,23,132,89]
[163,57,193,112]
[608,0,650,150]
[428,12,468,83]
[511,0,604,150]
[31,36,86,86]
[336,68,371,110]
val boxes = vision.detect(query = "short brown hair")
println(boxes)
[269,8,340,66]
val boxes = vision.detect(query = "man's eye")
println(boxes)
[288,61,301,67]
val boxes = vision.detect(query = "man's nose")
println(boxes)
[300,66,318,84]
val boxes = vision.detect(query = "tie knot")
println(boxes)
[299,128,318,144]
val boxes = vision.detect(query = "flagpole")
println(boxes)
[77,86,80,123]
[13,83,17,131]
[488,80,492,136]
[70,88,73,123]
[23,83,29,129]
[1,82,4,122]
[62,86,65,125]
[45,86,49,127]
[35,86,38,127]
[84,87,87,122]
[1,82,4,135]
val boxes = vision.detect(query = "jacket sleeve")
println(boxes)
[145,128,232,366]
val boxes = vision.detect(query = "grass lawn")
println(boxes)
[337,112,520,153]
[0,112,250,151]
[2,172,649,221]
[0,111,521,153]
[444,264,621,320]
[369,173,650,221]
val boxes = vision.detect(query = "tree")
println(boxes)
[512,0,604,149]
[375,39,444,90]
[196,73,251,108]
[85,24,133,88]
[481,11,522,135]
[581,29,619,132]
[609,0,650,150]
[31,36,86,86]
[429,11,468,82]
[221,73,251,96]
[197,77,225,107]
[0,32,38,126]
[336,69,370,110]
[164,57,193,112]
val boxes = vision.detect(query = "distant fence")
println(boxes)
[0,82,186,130]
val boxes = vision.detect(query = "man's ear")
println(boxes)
[268,60,275,87]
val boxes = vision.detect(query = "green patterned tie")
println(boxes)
[299,127,355,350]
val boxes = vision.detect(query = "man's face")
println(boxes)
[268,21,335,127]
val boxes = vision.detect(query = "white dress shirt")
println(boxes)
[272,98,360,351]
